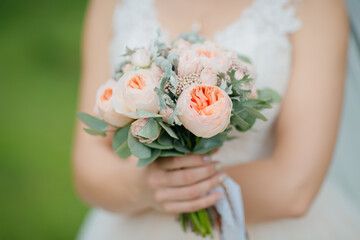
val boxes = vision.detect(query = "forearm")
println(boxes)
[223,157,308,224]
[73,130,151,214]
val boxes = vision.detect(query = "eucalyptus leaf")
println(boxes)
[231,114,250,130]
[127,131,152,159]
[145,141,173,150]
[84,128,106,137]
[137,149,161,167]
[258,88,282,103]
[173,140,191,153]
[113,125,131,158]
[157,132,173,146]
[77,112,108,131]
[137,118,160,139]
[244,106,268,121]
[160,150,186,157]
[136,109,164,118]
[243,99,272,110]
[237,54,252,64]
[192,134,226,154]
[234,113,256,132]
[158,121,179,139]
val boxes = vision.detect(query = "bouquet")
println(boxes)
[77,31,279,238]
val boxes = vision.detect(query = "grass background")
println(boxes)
[0,0,89,239]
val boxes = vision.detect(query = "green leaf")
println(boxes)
[192,134,227,154]
[113,125,131,158]
[243,99,272,110]
[244,106,267,121]
[157,132,173,146]
[234,111,256,132]
[158,121,179,139]
[237,54,252,64]
[159,150,186,157]
[77,112,108,131]
[136,109,164,118]
[231,114,250,130]
[137,149,161,167]
[138,118,160,139]
[145,141,173,150]
[127,131,152,159]
[258,88,282,103]
[84,128,106,137]
[173,140,191,153]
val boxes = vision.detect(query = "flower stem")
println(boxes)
[198,209,214,238]
[189,212,206,236]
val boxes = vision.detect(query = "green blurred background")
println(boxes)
[0,0,89,239]
[1,0,359,239]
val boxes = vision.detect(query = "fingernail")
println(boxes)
[218,173,227,183]
[215,162,222,171]
[203,154,212,162]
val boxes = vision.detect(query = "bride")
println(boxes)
[73,0,359,239]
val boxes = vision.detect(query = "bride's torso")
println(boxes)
[110,0,301,166]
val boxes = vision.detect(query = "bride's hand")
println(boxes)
[142,154,225,214]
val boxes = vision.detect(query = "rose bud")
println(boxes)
[130,118,160,143]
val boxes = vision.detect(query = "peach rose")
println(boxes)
[112,69,159,119]
[130,118,160,143]
[94,79,133,127]
[177,50,202,77]
[200,67,218,86]
[131,48,151,67]
[191,41,229,73]
[177,85,232,138]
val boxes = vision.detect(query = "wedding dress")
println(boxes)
[77,0,360,239]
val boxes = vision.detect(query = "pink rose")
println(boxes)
[174,39,191,51]
[112,69,159,119]
[131,48,151,67]
[177,85,232,138]
[200,67,218,86]
[150,62,163,81]
[177,50,202,77]
[94,79,133,127]
[159,107,174,123]
[130,118,161,143]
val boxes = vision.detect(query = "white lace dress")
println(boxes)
[77,0,360,239]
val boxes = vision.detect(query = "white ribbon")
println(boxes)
[211,177,247,240]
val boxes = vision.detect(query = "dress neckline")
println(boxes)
[151,0,256,41]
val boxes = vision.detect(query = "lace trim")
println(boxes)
[243,0,302,35]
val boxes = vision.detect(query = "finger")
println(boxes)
[162,162,220,187]
[162,192,223,214]
[156,154,212,170]
[155,172,226,202]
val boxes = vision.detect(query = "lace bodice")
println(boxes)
[110,0,302,166]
